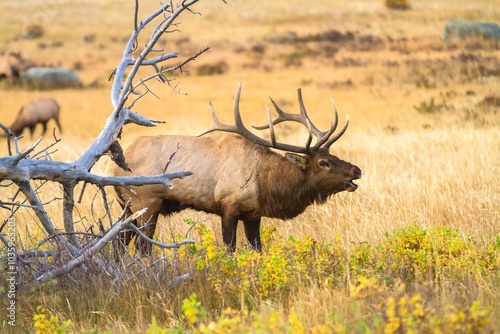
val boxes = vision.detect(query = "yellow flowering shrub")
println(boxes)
[197,306,308,334]
[352,224,499,283]
[190,224,345,301]
[33,306,71,334]
[182,293,207,327]
[174,222,497,333]
[28,222,497,333]
[148,285,492,334]
[380,290,491,334]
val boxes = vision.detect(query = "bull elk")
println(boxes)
[5,98,62,137]
[108,84,361,254]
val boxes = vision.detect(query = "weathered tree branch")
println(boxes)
[0,0,215,284]
[0,156,191,187]
[63,182,80,247]
[36,208,147,283]
[129,46,210,99]
[0,123,15,156]
[128,223,195,250]
[75,0,205,171]
[15,180,82,258]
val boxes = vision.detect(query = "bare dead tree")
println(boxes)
[0,0,217,284]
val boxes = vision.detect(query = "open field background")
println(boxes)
[0,0,499,333]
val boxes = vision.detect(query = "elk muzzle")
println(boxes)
[345,166,362,192]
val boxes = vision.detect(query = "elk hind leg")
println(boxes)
[221,209,239,253]
[243,218,262,252]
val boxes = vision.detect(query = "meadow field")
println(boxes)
[0,0,499,333]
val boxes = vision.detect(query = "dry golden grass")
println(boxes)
[0,0,499,332]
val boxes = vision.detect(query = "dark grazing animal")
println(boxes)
[7,98,62,137]
[108,85,361,254]
[0,55,21,84]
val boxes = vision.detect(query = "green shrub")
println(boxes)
[33,306,72,334]
[357,224,499,282]
[19,222,498,333]
[385,0,411,10]
[414,97,442,114]
[196,61,228,76]
[191,224,345,303]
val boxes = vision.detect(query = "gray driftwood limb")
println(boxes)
[0,0,214,282]
[36,208,147,283]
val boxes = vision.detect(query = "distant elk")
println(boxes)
[108,84,361,254]
[6,98,62,137]
[0,55,21,84]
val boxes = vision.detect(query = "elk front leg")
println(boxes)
[221,209,239,253]
[54,117,63,133]
[243,218,262,252]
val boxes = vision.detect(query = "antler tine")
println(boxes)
[253,89,325,138]
[323,115,349,149]
[251,96,286,130]
[197,83,248,137]
[304,118,314,152]
[232,84,309,153]
[197,101,233,136]
[331,100,339,134]
[232,83,247,132]
[321,100,349,149]
[296,88,325,137]
[253,88,334,153]
[312,116,338,149]
[265,105,277,147]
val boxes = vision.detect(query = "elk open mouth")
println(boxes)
[345,167,362,192]
[345,180,358,192]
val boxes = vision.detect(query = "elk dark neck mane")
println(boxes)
[257,152,322,220]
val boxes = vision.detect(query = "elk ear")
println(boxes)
[285,153,308,170]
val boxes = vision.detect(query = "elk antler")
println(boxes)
[197,83,350,154]
[253,88,350,152]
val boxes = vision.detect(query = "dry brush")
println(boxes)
[0,0,216,285]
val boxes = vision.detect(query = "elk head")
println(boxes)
[199,83,361,201]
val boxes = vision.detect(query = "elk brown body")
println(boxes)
[108,85,361,254]
[7,98,62,137]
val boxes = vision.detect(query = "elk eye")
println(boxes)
[319,160,330,168]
